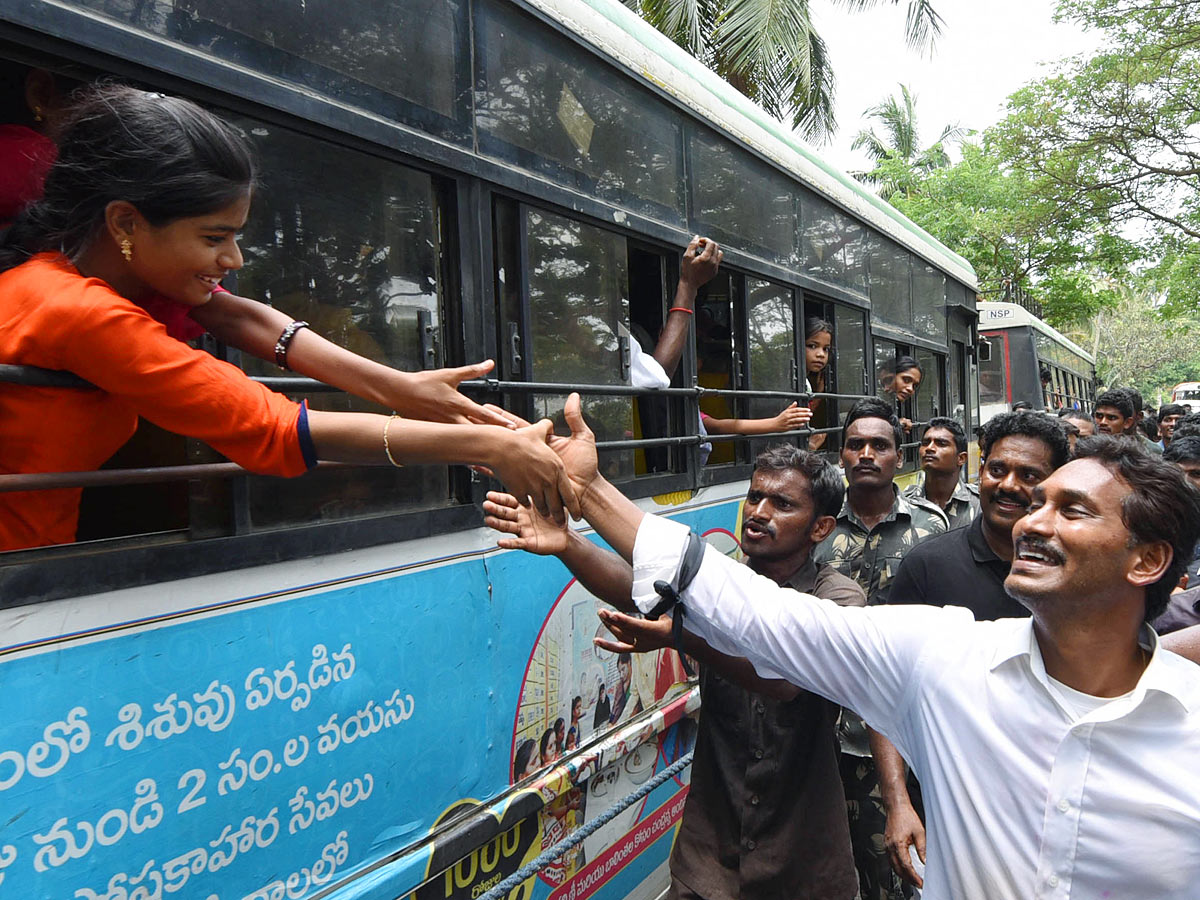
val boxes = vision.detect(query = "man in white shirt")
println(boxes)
[544,395,1200,900]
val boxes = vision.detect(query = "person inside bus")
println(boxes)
[877,354,923,434]
[1,64,523,428]
[0,83,580,552]
[804,316,833,451]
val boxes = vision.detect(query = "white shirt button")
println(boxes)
[1057,799,1070,813]
[1048,875,1059,887]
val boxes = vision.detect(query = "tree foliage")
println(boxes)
[851,83,964,197]
[622,0,942,142]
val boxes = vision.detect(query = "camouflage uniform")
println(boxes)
[902,476,980,532]
[813,487,946,900]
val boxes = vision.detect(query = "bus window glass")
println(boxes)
[950,341,966,429]
[525,209,634,480]
[915,349,941,424]
[60,0,470,136]
[979,334,1007,411]
[697,272,738,465]
[801,191,849,286]
[912,261,947,342]
[746,279,796,435]
[475,1,685,221]
[834,306,866,437]
[842,218,868,294]
[867,236,912,327]
[231,120,452,529]
[689,129,797,264]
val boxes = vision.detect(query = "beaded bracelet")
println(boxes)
[383,414,404,467]
[274,320,310,370]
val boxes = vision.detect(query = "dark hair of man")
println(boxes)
[1173,413,1200,440]
[978,410,1070,469]
[1058,408,1092,425]
[1159,403,1188,422]
[754,443,845,519]
[1011,400,1034,412]
[1072,435,1200,621]
[842,397,904,456]
[924,416,967,454]
[1138,415,1160,441]
[1,82,257,270]
[1164,435,1200,465]
[1094,389,1134,420]
[1118,387,1144,414]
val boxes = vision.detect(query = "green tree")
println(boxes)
[851,83,963,198]
[623,0,943,142]
[990,0,1200,306]
[887,138,1133,326]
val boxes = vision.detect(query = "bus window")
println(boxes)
[950,341,967,430]
[979,334,1008,419]
[523,208,634,481]
[227,119,455,531]
[746,278,798,452]
[696,271,738,465]
[833,304,867,454]
[913,261,947,344]
[628,246,675,475]
[915,348,942,424]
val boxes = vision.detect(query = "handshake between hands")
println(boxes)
[481,392,674,658]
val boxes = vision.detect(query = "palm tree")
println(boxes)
[851,83,963,196]
[623,0,943,144]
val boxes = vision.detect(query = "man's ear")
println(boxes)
[1127,540,1172,590]
[956,450,968,468]
[809,515,837,545]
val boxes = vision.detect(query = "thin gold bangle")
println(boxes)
[383,414,404,467]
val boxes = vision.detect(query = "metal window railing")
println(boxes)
[0,365,887,493]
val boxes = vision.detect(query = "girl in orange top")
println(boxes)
[0,84,576,551]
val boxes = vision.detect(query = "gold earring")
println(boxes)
[33,106,43,123]
[120,239,133,262]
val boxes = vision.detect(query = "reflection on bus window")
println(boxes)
[745,278,796,454]
[228,121,453,531]
[979,334,1008,416]
[696,272,737,465]
[524,209,634,482]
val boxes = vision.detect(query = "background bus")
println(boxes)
[1171,382,1200,405]
[0,1,979,898]
[978,301,1096,421]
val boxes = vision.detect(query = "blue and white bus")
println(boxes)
[0,1,979,898]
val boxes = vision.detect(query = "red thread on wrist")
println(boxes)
[668,307,694,315]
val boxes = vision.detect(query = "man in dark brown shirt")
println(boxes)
[486,445,867,900]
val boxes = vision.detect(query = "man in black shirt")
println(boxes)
[876,410,1070,888]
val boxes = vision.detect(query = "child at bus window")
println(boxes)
[0,64,513,424]
[804,316,833,450]
[0,83,578,551]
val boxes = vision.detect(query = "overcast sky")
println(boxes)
[813,0,1101,173]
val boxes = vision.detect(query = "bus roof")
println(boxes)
[528,0,979,290]
[978,302,1094,365]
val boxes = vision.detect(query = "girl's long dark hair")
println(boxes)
[1,82,256,270]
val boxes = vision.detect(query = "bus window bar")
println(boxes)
[0,426,848,494]
[0,365,876,404]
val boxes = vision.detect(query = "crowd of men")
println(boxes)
[485,388,1200,900]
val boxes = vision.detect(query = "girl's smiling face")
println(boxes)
[119,191,250,306]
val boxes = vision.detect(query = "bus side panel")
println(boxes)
[0,501,739,900]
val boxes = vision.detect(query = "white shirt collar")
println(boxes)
[989,619,1195,716]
